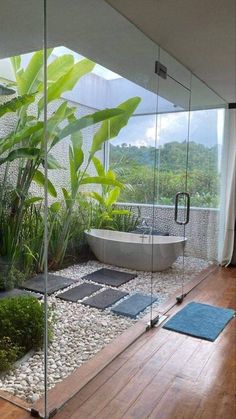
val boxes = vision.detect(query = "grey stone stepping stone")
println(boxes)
[112,293,157,318]
[0,288,42,300]
[56,283,102,302]
[21,274,76,295]
[82,268,137,287]
[82,288,128,310]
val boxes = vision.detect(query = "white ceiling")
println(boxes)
[0,0,235,103]
[106,0,236,103]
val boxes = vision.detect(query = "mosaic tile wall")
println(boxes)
[118,203,219,260]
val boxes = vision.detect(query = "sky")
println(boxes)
[111,109,225,148]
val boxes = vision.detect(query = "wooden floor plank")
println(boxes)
[66,330,178,418]
[0,399,30,419]
[147,377,202,419]
[91,334,185,419]
[55,327,169,419]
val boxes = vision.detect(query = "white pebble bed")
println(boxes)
[0,256,210,403]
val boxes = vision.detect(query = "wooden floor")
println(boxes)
[0,398,30,419]
[55,266,236,419]
[0,266,235,418]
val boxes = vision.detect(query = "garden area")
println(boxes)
[0,49,212,404]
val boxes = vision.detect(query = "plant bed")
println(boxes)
[0,255,210,403]
[0,296,53,378]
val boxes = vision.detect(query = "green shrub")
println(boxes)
[0,337,22,372]
[0,296,53,372]
[4,267,26,291]
[111,207,141,232]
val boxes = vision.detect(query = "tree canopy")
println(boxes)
[109,141,220,207]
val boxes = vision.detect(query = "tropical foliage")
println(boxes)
[0,49,141,288]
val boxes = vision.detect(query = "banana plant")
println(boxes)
[0,47,141,273]
[49,96,141,268]
[86,156,130,229]
[0,50,127,256]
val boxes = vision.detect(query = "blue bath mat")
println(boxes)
[163,302,235,341]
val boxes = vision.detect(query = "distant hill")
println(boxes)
[109,141,220,207]
[110,141,219,173]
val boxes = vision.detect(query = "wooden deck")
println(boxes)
[0,266,235,418]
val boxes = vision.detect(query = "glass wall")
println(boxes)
[0,1,47,417]
[188,76,227,261]
[0,1,228,418]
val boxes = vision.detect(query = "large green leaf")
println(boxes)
[16,49,52,95]
[106,169,116,180]
[80,176,123,188]
[69,146,78,193]
[70,125,84,171]
[105,187,120,206]
[62,187,72,209]
[10,56,23,93]
[0,147,40,165]
[87,191,105,206]
[89,97,141,157]
[25,196,43,206]
[10,56,21,75]
[92,156,105,177]
[38,58,95,111]
[49,102,75,128]
[33,169,57,197]
[46,154,66,170]
[31,103,76,147]
[54,108,125,147]
[39,54,75,88]
[0,93,36,118]
[0,122,44,155]
[50,202,61,213]
[21,50,43,94]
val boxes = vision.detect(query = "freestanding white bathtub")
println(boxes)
[85,229,186,272]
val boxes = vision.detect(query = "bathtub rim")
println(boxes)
[85,228,187,245]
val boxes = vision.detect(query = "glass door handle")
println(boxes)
[174,192,190,225]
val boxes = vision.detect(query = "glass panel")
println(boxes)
[188,75,227,264]
[153,61,191,306]
[0,2,47,417]
[46,1,159,412]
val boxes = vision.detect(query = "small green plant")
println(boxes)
[87,157,139,231]
[0,337,22,372]
[110,207,141,232]
[0,267,26,291]
[0,295,53,371]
